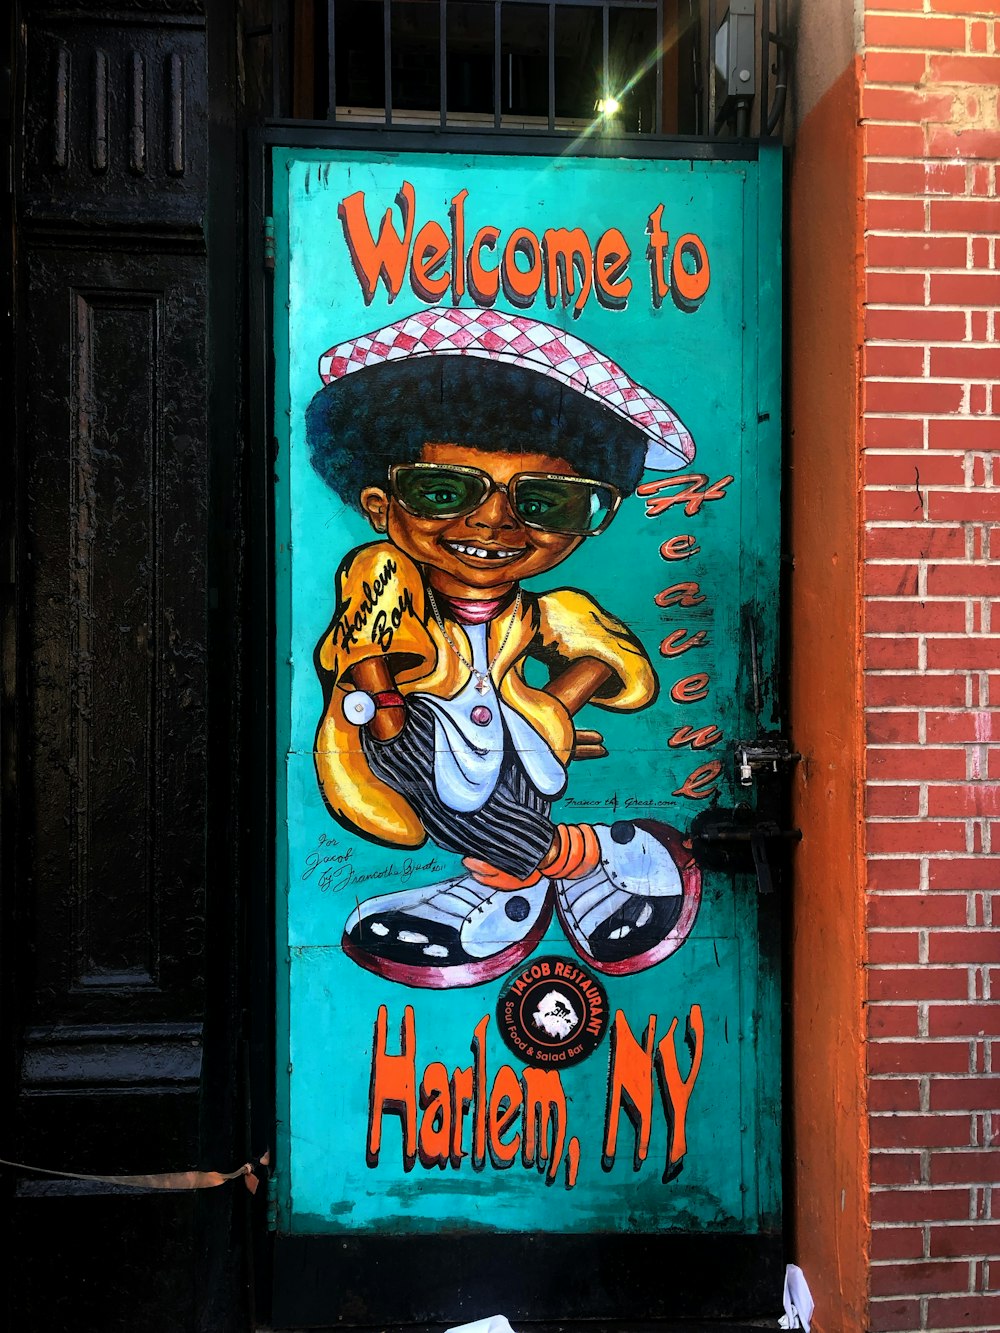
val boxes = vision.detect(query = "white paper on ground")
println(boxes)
[777,1264,815,1331]
[444,1317,517,1333]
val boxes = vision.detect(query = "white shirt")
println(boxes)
[414,620,567,813]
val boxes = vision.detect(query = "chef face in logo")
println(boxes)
[533,990,579,1040]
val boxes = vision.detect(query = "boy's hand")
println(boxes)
[351,657,406,741]
[368,705,406,742]
[571,728,607,761]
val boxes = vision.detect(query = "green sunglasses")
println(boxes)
[388,463,622,537]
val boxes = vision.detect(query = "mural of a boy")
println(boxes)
[307,307,701,989]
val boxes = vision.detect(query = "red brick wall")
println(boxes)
[861,3,1000,1329]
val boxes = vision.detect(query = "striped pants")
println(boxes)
[362,696,557,879]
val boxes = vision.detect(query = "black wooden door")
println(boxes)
[2,2,269,1328]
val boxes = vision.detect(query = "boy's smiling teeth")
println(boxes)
[445,540,525,562]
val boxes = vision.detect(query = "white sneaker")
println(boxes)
[553,820,700,975]
[343,875,553,989]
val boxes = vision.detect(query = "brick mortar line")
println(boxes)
[864,495,1000,501]
[865,228,1000,236]
[864,501,1000,506]
[869,121,1000,129]
[864,156,1000,164]
[867,195,998,202]
[864,146,1000,152]
[863,414,1000,421]
[864,341,1000,346]
[865,559,1000,563]
[866,315,997,323]
[865,521,1000,527]
[867,351,1000,357]
[862,267,1000,273]
[866,851,998,858]
[864,91,997,99]
[865,7,994,14]
[863,50,1000,60]
[864,293,1000,298]
[866,9,996,15]
[864,568,997,573]
[865,640,999,646]
[862,319,1000,326]
[865,372,1000,378]
[864,452,989,458]
[864,449,1000,454]
[866,41,997,49]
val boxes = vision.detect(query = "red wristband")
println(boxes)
[373,691,406,710]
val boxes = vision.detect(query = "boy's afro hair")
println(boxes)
[306,355,648,510]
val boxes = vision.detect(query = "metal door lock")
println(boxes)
[690,808,802,894]
[735,736,801,787]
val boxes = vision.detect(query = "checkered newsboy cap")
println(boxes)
[317,307,695,472]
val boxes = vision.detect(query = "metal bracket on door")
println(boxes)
[736,735,801,787]
[690,809,801,894]
[690,736,802,895]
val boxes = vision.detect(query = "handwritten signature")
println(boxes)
[301,832,445,893]
[562,793,681,813]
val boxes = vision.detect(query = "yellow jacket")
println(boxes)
[314,541,656,847]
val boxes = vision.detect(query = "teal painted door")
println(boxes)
[271,144,782,1291]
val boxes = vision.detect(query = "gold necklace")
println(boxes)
[426,586,522,695]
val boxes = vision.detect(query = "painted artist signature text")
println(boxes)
[302,834,444,893]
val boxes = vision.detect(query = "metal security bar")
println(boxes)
[273,0,788,139]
